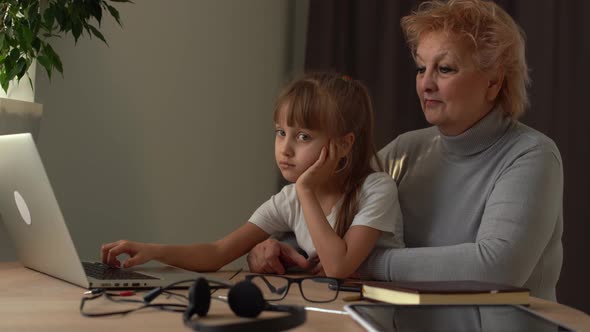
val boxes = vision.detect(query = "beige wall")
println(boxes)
[0,0,309,268]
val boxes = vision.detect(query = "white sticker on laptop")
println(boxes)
[14,191,32,225]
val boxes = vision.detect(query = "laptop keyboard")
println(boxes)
[83,262,158,280]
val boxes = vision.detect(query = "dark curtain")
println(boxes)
[305,0,590,313]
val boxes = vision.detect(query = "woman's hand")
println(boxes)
[296,141,341,193]
[246,238,313,274]
[311,261,325,276]
[101,240,160,268]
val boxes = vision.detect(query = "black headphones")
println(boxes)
[183,277,306,332]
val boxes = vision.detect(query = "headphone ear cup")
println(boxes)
[228,280,266,318]
[187,277,211,317]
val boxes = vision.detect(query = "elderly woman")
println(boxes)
[247,0,563,301]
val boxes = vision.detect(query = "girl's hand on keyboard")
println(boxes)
[101,240,160,268]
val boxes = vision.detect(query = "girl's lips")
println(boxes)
[279,161,295,168]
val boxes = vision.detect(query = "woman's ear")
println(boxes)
[486,69,504,102]
[338,133,355,157]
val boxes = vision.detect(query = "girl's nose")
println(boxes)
[280,140,294,156]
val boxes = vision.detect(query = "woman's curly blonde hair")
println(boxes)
[401,0,530,119]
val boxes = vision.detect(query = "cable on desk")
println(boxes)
[80,274,234,318]
[80,289,187,318]
[227,268,243,281]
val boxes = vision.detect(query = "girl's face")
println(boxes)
[415,31,501,135]
[274,105,330,183]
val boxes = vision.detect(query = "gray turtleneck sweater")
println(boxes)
[359,109,563,301]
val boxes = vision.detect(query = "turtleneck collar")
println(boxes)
[439,107,513,157]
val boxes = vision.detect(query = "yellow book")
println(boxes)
[362,280,529,305]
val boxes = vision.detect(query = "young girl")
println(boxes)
[101,72,404,278]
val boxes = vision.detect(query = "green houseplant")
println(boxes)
[0,0,132,93]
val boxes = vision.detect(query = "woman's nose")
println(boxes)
[419,69,437,92]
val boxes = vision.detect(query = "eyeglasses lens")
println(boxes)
[247,275,289,300]
[300,278,338,302]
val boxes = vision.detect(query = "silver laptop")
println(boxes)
[0,133,230,289]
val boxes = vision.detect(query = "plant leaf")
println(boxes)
[104,4,121,26]
[27,75,34,92]
[1,80,9,94]
[16,58,29,79]
[87,24,107,44]
[32,36,41,53]
[17,26,35,53]
[43,5,56,32]
[72,18,83,42]
[37,54,53,79]
[52,3,67,32]
[9,48,20,64]
[43,44,63,74]
[7,58,25,81]
[27,1,40,22]
[88,0,103,25]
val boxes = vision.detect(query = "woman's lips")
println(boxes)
[424,99,442,108]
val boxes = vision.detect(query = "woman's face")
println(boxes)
[415,31,501,135]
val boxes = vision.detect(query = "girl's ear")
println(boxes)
[338,132,355,157]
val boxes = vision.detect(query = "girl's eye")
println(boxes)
[297,133,311,141]
[439,66,454,74]
[275,129,286,137]
[415,66,426,74]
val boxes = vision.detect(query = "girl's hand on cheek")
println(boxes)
[296,141,340,193]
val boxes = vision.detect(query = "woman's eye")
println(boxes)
[415,66,426,74]
[297,133,311,141]
[275,129,286,137]
[439,66,454,74]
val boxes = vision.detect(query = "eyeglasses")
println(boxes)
[244,274,343,303]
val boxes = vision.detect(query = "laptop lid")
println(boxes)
[0,133,90,287]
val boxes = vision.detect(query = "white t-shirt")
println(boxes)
[249,172,404,258]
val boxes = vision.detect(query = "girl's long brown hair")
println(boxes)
[274,72,383,237]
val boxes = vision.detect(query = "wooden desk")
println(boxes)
[1,262,588,332]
